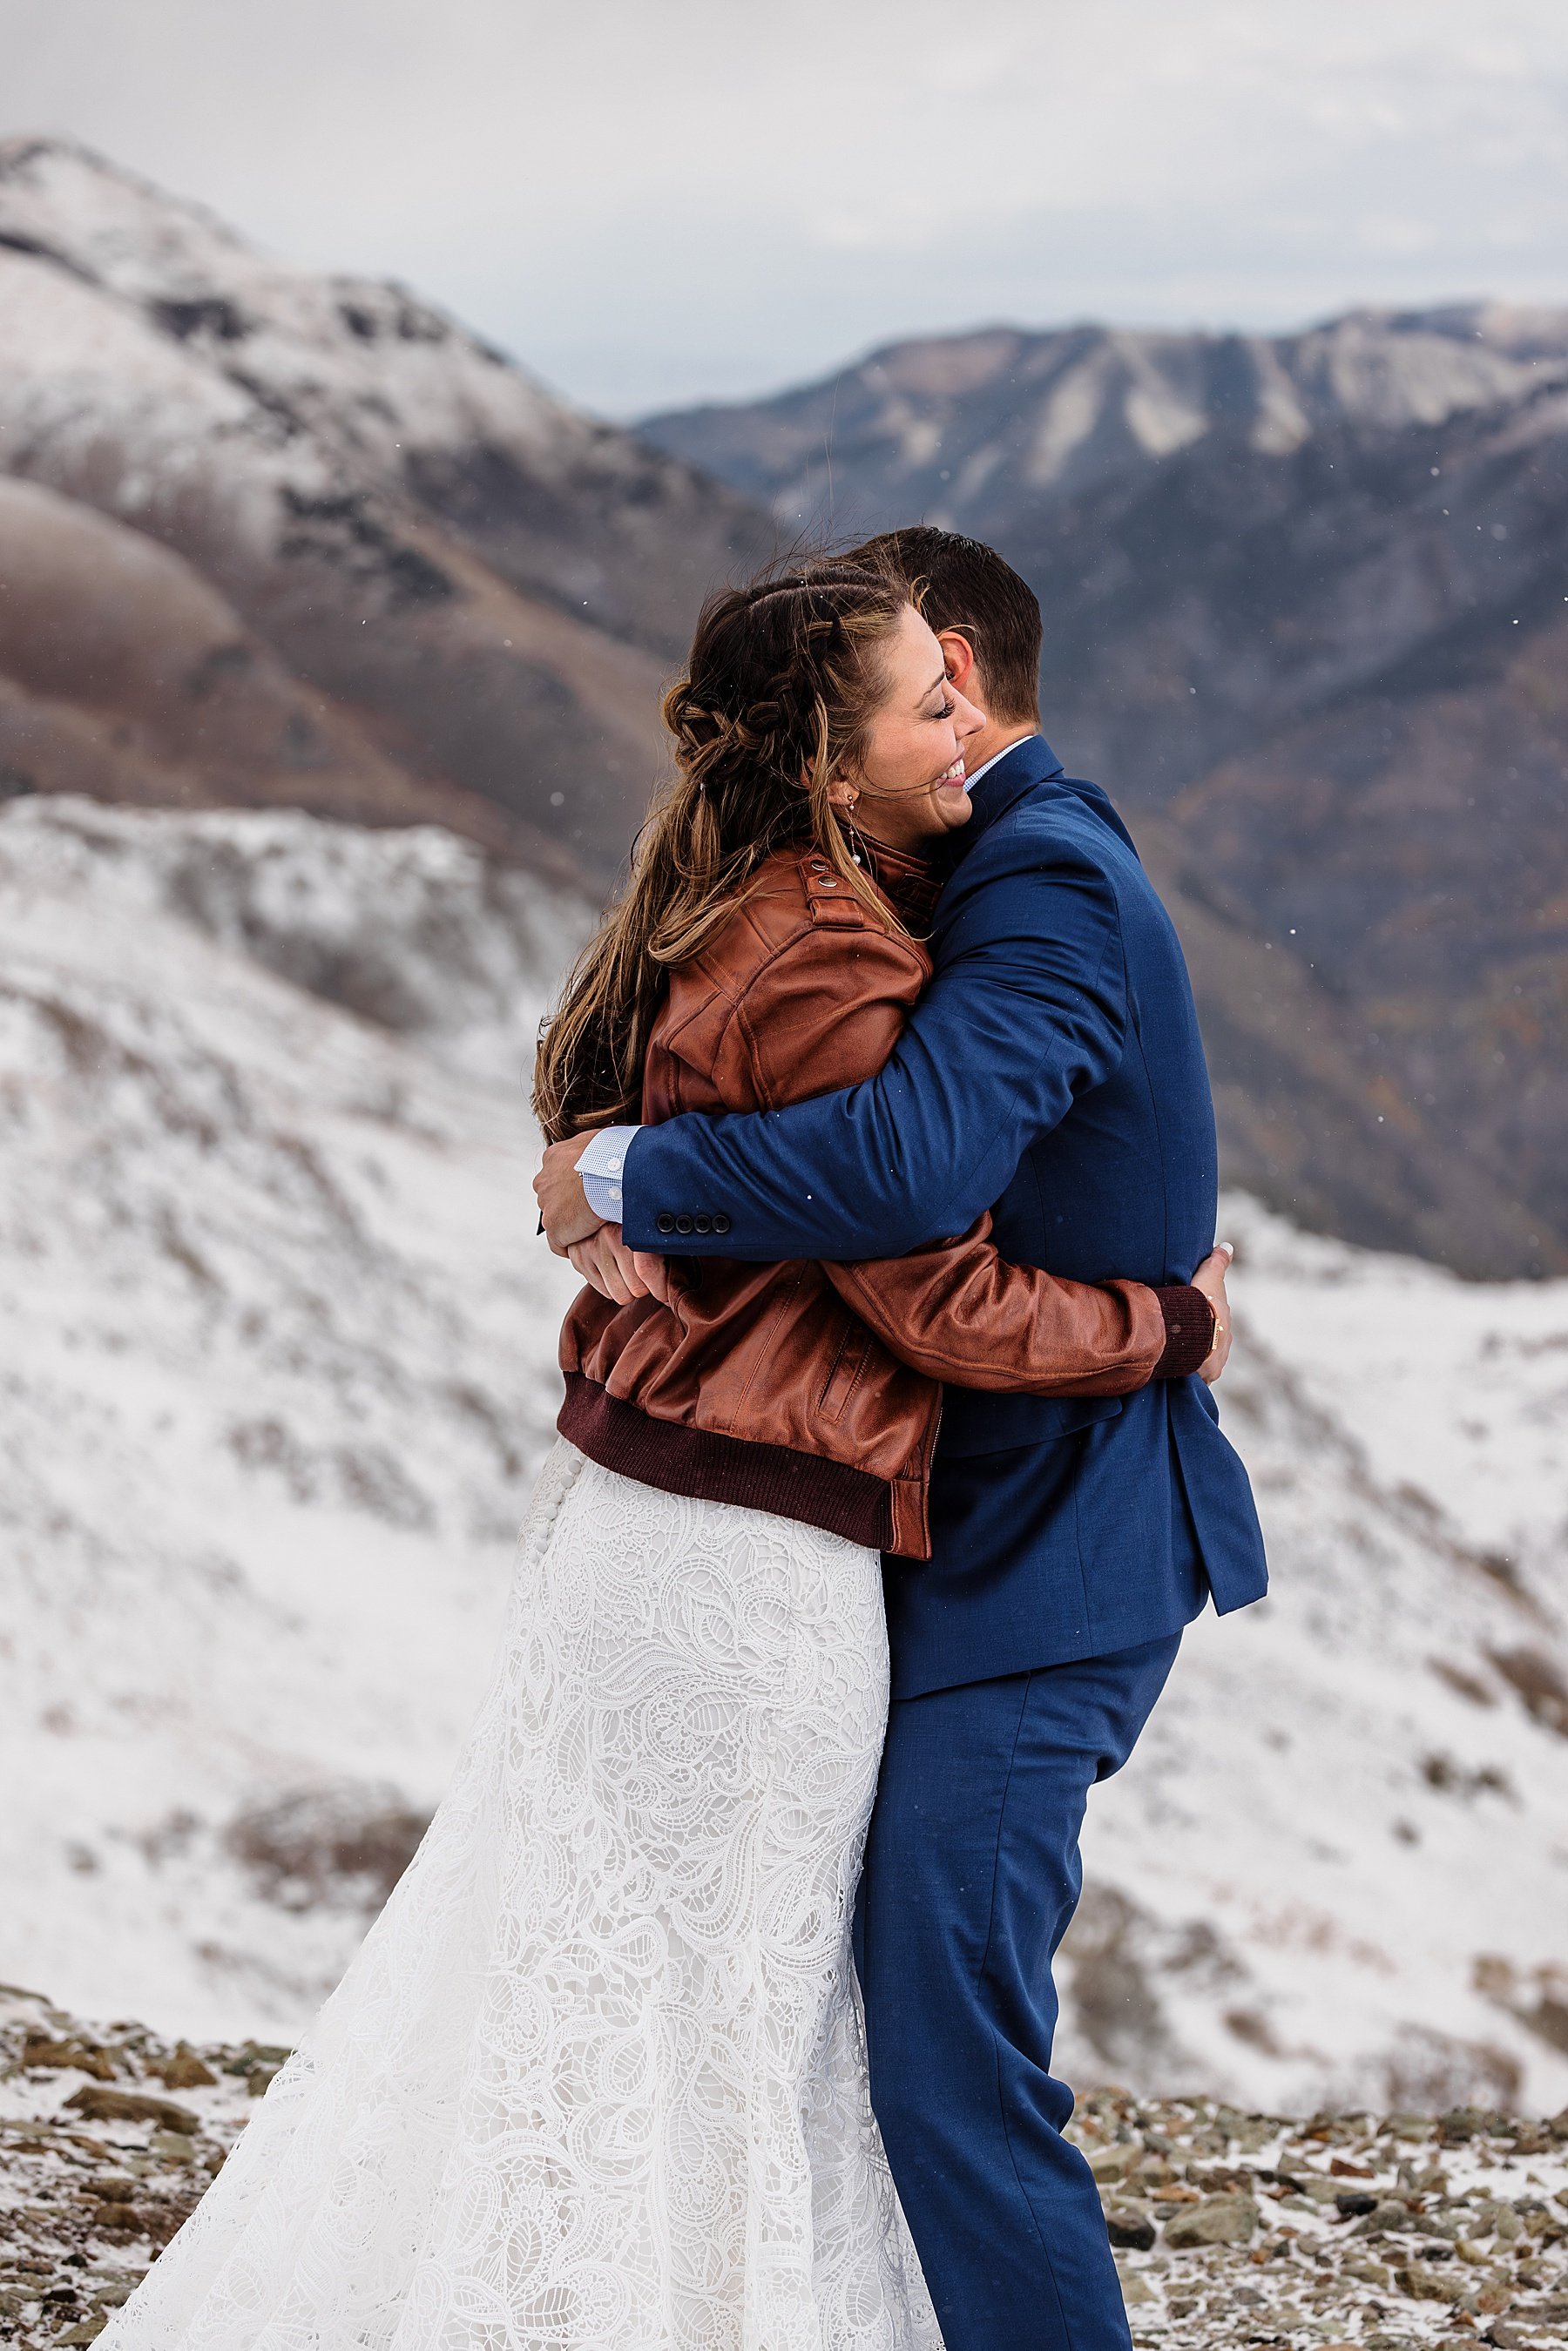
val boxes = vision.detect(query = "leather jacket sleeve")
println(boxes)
[823,1224,1166,1395]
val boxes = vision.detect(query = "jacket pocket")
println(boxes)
[817,1315,871,1424]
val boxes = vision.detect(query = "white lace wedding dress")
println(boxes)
[103,1441,941,2350]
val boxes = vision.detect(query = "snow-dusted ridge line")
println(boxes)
[0,131,674,503]
[0,136,767,882]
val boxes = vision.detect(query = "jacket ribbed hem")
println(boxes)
[1152,1285,1214,1378]
[558,1372,895,1550]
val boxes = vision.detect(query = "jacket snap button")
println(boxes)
[713,1213,732,1236]
[674,1214,694,1235]
[656,1213,675,1235]
[693,1214,713,1234]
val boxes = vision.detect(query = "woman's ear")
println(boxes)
[938,630,978,695]
[825,777,860,812]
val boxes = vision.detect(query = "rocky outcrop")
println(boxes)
[645,308,1568,1276]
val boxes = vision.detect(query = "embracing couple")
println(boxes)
[103,533,1266,2351]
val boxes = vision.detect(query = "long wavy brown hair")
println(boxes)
[533,562,911,1143]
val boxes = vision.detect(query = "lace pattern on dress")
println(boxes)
[101,1442,942,2349]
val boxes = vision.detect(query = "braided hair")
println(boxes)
[534,562,910,1141]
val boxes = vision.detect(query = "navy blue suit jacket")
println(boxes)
[621,738,1267,1695]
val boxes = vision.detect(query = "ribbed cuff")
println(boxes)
[1152,1286,1215,1378]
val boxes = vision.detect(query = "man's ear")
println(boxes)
[937,630,979,697]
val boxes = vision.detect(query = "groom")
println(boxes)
[537,528,1267,2351]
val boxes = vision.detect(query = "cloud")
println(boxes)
[2,0,1565,412]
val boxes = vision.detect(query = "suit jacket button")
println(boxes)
[693,1214,713,1234]
[713,1213,732,1236]
[656,1213,675,1235]
[674,1213,694,1234]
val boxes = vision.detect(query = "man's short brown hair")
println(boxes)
[848,526,1043,725]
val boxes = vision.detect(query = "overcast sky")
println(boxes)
[3,0,1566,415]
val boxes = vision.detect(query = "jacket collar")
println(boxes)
[860,834,944,928]
[963,733,1066,840]
[948,733,1141,865]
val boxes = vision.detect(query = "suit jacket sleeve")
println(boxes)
[623,833,1128,1261]
[693,905,1165,1394]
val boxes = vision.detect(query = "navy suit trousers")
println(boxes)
[854,1635,1182,2351]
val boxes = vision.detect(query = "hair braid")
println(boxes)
[533,562,910,1141]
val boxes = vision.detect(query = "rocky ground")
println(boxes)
[0,1987,266,2344]
[1071,2085,1568,2351]
[1,1988,1565,2348]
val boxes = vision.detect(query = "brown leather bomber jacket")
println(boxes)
[558,841,1213,1558]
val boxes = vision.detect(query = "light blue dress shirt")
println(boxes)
[578,1125,640,1221]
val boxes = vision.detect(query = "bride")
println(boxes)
[103,561,1226,2349]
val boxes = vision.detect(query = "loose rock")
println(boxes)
[1164,2192,1260,2247]
[62,2087,199,2135]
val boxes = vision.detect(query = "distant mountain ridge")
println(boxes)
[645,309,1568,1276]
[0,137,772,882]
[645,307,1568,522]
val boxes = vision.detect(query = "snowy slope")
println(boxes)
[1064,1199,1568,2118]
[0,797,585,2030]
[1,798,1564,2115]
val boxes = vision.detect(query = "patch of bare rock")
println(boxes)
[2,1988,1565,2348]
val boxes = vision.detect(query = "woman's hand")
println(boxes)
[565,1225,679,1308]
[1190,1241,1234,1385]
[567,1225,651,1306]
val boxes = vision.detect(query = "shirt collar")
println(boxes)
[963,732,1043,794]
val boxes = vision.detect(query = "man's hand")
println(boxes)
[534,1134,606,1254]
[1190,1241,1233,1385]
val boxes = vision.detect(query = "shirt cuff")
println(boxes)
[578,1125,642,1222]
[1152,1286,1215,1378]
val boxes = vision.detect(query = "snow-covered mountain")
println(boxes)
[645,307,1568,531]
[1,799,1564,2117]
[0,137,767,880]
